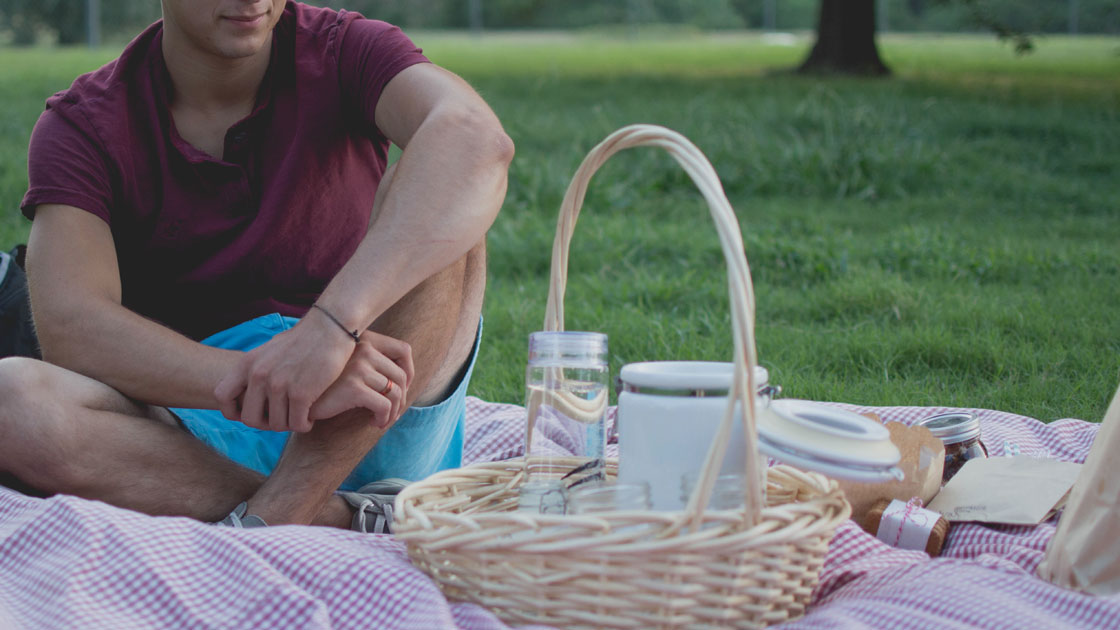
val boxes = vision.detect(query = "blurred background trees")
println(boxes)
[0,0,1116,46]
[0,0,157,45]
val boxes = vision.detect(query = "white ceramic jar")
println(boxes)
[616,361,773,511]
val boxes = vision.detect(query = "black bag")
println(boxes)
[0,245,41,359]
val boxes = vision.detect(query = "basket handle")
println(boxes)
[544,124,764,527]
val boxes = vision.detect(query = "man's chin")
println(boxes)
[212,38,269,60]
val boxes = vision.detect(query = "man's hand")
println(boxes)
[309,330,413,428]
[214,317,414,432]
[214,310,366,433]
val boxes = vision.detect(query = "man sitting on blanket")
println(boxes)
[0,0,513,531]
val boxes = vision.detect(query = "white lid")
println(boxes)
[619,361,768,394]
[758,400,903,483]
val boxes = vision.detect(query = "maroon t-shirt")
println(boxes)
[21,2,429,341]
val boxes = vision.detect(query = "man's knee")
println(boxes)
[0,358,69,448]
[0,358,90,487]
[0,357,56,416]
[0,356,103,419]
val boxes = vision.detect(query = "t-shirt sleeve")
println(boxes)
[337,17,430,137]
[21,103,114,225]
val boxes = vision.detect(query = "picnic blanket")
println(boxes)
[2,397,1118,630]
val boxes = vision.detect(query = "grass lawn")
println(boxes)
[1,32,1117,422]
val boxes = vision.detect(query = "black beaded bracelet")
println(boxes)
[311,303,361,343]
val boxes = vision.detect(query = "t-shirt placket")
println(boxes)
[222,124,257,214]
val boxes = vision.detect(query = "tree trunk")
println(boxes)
[798,0,889,76]
[54,1,87,46]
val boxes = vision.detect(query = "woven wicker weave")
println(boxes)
[393,125,851,629]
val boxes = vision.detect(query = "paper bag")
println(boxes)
[1038,382,1120,595]
[838,420,944,524]
[927,456,1081,524]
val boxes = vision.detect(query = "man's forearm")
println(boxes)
[35,296,239,410]
[27,205,239,410]
[316,100,513,336]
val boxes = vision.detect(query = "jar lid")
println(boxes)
[618,361,768,397]
[757,400,903,483]
[918,412,981,445]
[528,331,607,366]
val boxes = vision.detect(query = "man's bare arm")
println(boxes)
[327,64,514,325]
[27,204,412,425]
[217,63,514,432]
[26,204,238,409]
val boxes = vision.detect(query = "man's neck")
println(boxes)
[161,32,272,113]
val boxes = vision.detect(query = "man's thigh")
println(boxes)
[365,161,487,406]
[371,241,486,406]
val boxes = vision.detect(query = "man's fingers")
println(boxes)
[383,374,406,428]
[268,389,289,432]
[373,382,398,428]
[351,371,398,427]
[373,355,408,395]
[360,331,409,360]
[366,346,408,425]
[393,342,415,388]
[215,383,244,422]
[353,334,410,395]
[312,387,387,426]
[361,358,406,415]
[369,389,393,427]
[240,380,268,430]
[225,320,354,431]
[359,332,414,388]
[289,393,313,433]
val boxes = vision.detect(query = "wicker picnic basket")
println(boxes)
[392,124,851,629]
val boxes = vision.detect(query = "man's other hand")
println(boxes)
[308,330,412,429]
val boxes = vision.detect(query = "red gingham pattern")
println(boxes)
[0,397,1115,629]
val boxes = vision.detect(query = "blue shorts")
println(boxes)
[172,314,481,491]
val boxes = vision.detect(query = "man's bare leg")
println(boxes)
[0,243,482,528]
[0,357,261,521]
[242,162,488,527]
[242,244,485,526]
[0,253,483,529]
[1,239,483,530]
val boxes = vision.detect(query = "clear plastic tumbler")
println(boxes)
[518,331,609,514]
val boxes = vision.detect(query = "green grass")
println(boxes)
[1,33,1118,422]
